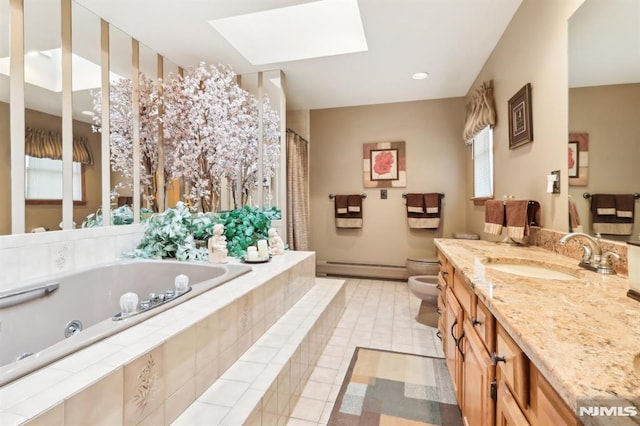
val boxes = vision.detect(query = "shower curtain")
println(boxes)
[286,129,309,250]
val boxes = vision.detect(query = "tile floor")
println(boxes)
[287,278,444,426]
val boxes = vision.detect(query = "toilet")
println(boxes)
[407,232,479,326]
[405,258,441,327]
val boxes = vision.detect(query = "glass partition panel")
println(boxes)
[72,2,101,228]
[24,0,63,232]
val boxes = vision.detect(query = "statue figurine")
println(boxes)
[208,223,228,264]
[268,227,286,255]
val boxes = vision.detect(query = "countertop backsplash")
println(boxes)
[530,227,628,276]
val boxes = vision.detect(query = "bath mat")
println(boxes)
[328,347,462,425]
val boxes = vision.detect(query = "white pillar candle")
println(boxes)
[257,239,269,258]
[247,246,259,260]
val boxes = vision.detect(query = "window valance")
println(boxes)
[25,127,93,165]
[463,80,496,145]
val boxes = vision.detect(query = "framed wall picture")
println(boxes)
[363,141,406,188]
[569,132,589,186]
[568,140,579,178]
[508,83,533,149]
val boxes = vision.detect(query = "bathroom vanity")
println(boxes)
[435,238,640,426]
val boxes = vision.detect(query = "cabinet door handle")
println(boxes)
[450,318,458,346]
[456,330,465,360]
[442,271,449,276]
[436,330,442,341]
[436,307,441,316]
[491,352,507,365]
[436,284,442,291]
[471,316,482,326]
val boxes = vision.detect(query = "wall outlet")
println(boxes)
[380,189,387,199]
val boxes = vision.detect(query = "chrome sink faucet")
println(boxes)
[559,232,618,275]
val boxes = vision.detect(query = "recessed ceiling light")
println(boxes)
[412,72,429,80]
[81,110,95,116]
[208,0,368,65]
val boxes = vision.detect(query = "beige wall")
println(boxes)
[286,109,310,141]
[569,83,640,240]
[309,98,467,266]
[0,103,102,232]
[465,0,585,237]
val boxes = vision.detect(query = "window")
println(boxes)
[473,125,493,199]
[25,156,83,202]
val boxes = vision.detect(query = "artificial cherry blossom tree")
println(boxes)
[95,62,280,214]
[163,62,280,212]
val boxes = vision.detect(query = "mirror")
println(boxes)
[23,0,63,232]
[0,0,10,235]
[107,25,133,212]
[568,0,640,241]
[162,58,180,209]
[261,69,284,212]
[138,43,159,213]
[72,2,102,228]
[237,70,283,212]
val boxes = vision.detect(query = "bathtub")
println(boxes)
[0,259,251,386]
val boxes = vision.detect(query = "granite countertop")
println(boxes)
[434,238,640,415]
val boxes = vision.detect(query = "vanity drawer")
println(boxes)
[495,323,529,411]
[472,298,495,353]
[453,270,475,317]
[438,252,453,286]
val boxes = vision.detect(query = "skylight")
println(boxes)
[208,0,368,65]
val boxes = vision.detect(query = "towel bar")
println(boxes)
[583,192,640,200]
[329,193,367,199]
[401,192,445,199]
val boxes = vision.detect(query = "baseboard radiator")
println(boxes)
[316,260,410,280]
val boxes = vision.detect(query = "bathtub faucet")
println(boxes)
[559,232,618,275]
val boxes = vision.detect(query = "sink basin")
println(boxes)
[482,258,580,280]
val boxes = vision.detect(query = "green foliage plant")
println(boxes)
[126,202,277,261]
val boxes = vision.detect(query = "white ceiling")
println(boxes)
[74,0,523,111]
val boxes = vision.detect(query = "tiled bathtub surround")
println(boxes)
[0,224,146,290]
[0,252,316,425]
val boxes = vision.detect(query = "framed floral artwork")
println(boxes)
[363,141,406,188]
[569,132,589,186]
[568,141,579,178]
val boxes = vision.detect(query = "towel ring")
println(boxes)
[401,192,445,199]
[329,193,367,200]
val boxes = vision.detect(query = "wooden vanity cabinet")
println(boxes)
[436,249,581,426]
